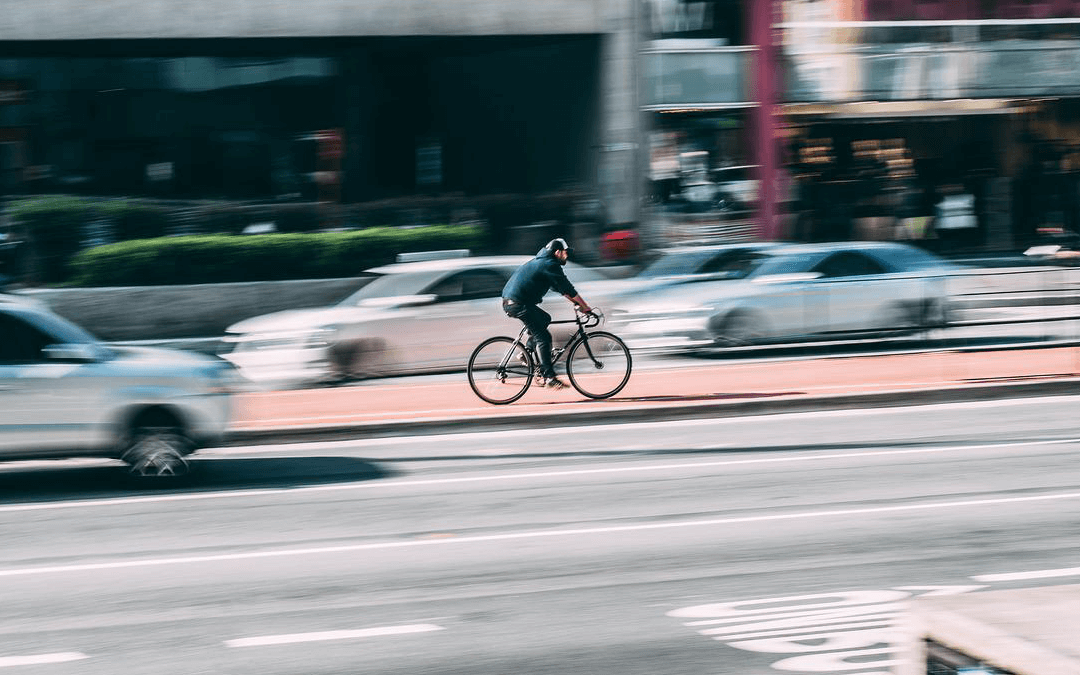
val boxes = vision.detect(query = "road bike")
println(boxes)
[467,309,633,405]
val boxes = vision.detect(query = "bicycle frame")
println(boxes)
[509,311,603,373]
[469,308,631,404]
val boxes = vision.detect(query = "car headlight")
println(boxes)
[663,304,712,315]
[227,328,333,353]
[202,361,245,394]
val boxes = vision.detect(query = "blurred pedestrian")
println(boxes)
[934,184,977,252]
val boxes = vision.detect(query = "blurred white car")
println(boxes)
[0,299,235,478]
[223,255,609,386]
[610,242,958,350]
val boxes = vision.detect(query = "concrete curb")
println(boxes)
[224,376,1080,445]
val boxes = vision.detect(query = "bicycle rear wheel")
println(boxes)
[566,331,632,399]
[468,337,534,405]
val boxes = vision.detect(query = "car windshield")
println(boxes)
[868,245,951,271]
[26,309,101,345]
[336,273,430,306]
[641,248,774,280]
[749,251,826,277]
[639,250,720,278]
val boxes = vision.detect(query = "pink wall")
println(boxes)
[865,0,1080,20]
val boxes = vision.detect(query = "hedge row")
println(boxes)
[6,192,593,284]
[68,225,485,287]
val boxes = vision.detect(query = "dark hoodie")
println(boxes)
[501,247,578,306]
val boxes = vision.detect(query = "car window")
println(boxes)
[751,251,823,277]
[425,270,506,302]
[639,250,717,278]
[0,313,56,363]
[426,273,464,302]
[813,252,887,278]
[866,245,947,271]
[460,270,507,300]
[699,250,771,278]
[338,273,420,305]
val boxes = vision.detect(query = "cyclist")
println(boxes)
[502,237,593,390]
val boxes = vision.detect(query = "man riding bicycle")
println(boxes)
[502,238,594,390]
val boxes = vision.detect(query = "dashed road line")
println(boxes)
[0,490,1078,579]
[0,653,87,667]
[973,566,1080,582]
[225,624,444,647]
[1,438,1076,514]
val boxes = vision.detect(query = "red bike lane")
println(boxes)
[229,346,1080,433]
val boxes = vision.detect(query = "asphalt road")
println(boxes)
[2,396,1080,674]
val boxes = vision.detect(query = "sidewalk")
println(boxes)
[227,345,1080,443]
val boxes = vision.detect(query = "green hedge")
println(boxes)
[8,189,590,284]
[8,196,175,284]
[68,225,485,286]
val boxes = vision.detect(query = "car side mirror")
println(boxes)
[42,343,99,363]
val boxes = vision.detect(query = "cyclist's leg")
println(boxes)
[520,306,555,380]
[504,300,539,365]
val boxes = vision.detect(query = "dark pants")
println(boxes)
[502,299,555,379]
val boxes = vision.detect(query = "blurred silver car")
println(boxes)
[0,297,235,477]
[223,255,608,386]
[588,242,785,301]
[611,242,957,350]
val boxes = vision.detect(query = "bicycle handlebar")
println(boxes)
[576,307,604,328]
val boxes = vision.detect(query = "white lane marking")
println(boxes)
[972,567,1080,582]
[2,438,1077,514]
[1,490,1078,579]
[225,394,1080,450]
[0,653,87,667]
[225,623,444,648]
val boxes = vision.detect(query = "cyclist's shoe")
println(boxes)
[544,377,569,390]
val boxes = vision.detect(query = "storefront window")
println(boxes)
[644,112,759,245]
[646,0,748,45]
[0,55,339,199]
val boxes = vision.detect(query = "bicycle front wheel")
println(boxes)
[467,337,534,405]
[566,331,632,399]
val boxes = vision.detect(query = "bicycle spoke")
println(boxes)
[468,337,533,405]
[567,331,632,399]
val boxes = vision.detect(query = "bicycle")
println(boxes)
[467,309,633,405]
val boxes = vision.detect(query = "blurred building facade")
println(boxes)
[779,0,1080,252]
[0,0,640,239]
[646,0,1080,253]
[5,0,1080,254]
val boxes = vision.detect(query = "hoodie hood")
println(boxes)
[536,246,561,263]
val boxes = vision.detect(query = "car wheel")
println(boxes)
[328,337,384,383]
[921,298,950,330]
[714,311,765,347]
[120,415,193,479]
[876,303,918,336]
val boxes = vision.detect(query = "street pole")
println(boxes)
[750,0,780,241]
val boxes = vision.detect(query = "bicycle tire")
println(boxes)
[467,336,534,405]
[566,331,632,399]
